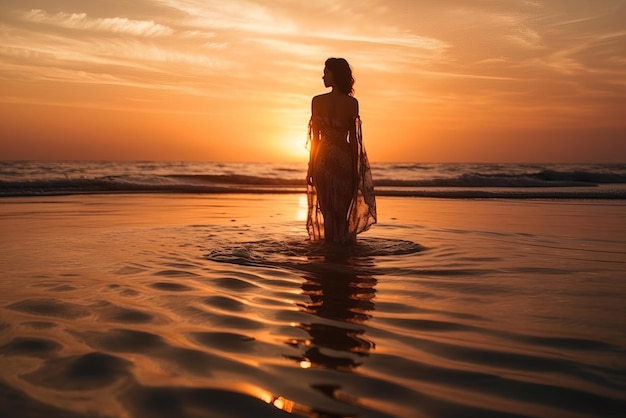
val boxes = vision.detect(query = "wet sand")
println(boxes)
[1,194,625,417]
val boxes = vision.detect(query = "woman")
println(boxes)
[306,58,376,244]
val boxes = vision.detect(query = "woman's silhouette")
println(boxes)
[306,58,376,244]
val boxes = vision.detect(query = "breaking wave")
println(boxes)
[1,161,625,198]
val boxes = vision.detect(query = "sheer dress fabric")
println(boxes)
[307,116,377,243]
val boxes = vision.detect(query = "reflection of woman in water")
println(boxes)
[306,58,376,244]
[285,254,377,372]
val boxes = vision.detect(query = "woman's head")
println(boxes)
[324,58,354,96]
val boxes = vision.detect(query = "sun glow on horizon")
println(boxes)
[276,134,309,161]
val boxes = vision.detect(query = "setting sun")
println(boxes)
[276,134,309,161]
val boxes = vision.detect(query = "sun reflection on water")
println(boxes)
[256,389,313,416]
[296,194,308,222]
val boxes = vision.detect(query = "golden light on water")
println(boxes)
[296,195,308,222]
[256,390,302,415]
[273,396,295,412]
[259,392,274,404]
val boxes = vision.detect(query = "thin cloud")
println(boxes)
[21,9,174,37]
[318,30,448,52]
[248,38,328,58]
[506,26,543,49]
[450,7,545,50]
[155,0,298,35]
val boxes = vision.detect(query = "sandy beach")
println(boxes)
[1,194,625,417]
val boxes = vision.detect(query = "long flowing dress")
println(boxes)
[307,115,377,243]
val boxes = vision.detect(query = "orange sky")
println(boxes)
[1,1,625,162]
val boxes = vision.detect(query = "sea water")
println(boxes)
[1,161,625,198]
[0,162,625,417]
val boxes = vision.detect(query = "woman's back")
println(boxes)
[312,92,358,122]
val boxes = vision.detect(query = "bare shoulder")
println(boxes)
[312,92,331,102]
[311,93,330,111]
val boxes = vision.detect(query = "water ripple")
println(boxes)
[2,222,624,418]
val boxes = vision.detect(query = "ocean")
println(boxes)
[1,161,625,417]
[1,161,626,198]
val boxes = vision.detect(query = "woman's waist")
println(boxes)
[318,138,351,150]
[318,131,350,142]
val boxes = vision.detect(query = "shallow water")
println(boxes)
[1,195,625,417]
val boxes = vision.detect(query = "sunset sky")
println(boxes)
[1,0,625,162]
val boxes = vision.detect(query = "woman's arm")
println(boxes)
[307,97,320,185]
[349,99,360,185]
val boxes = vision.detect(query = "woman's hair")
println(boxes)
[325,58,354,96]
